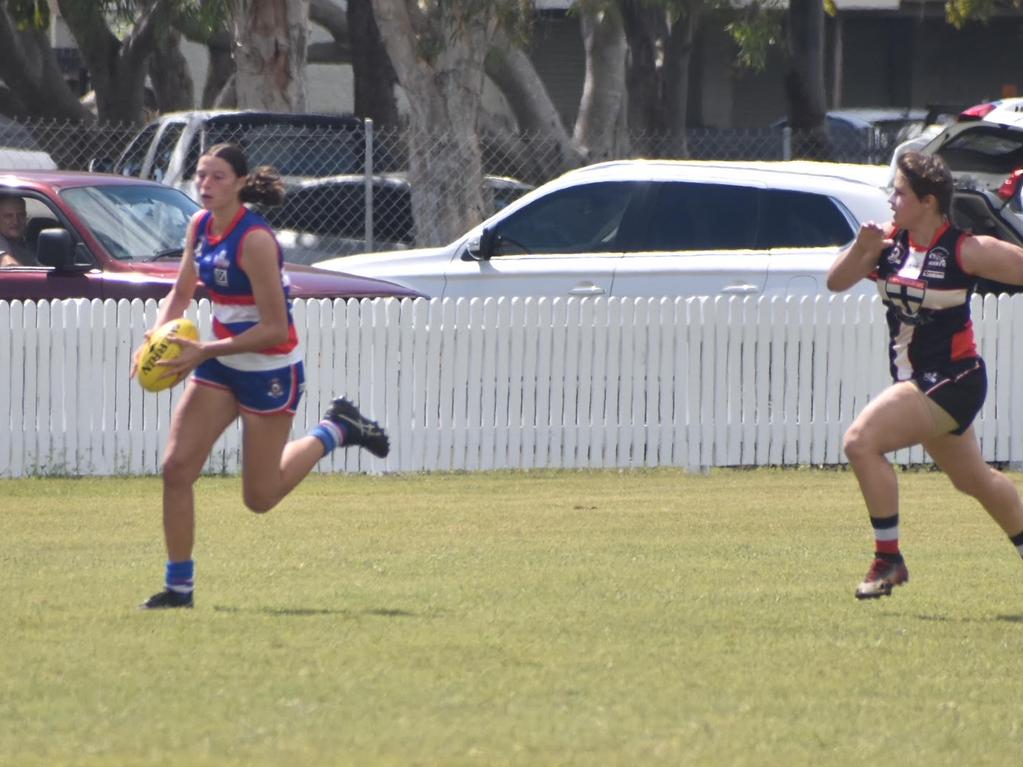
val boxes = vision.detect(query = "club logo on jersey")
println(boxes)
[928,249,949,269]
[887,243,903,265]
[883,275,931,325]
[210,249,229,287]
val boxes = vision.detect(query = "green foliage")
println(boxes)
[725,1,784,72]
[4,469,1023,764]
[4,0,49,30]
[945,0,998,28]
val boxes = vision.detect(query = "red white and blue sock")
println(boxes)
[166,560,194,595]
[310,420,347,455]
[870,515,902,562]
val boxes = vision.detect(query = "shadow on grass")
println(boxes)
[911,613,1023,623]
[212,605,418,618]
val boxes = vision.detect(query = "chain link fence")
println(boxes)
[1,114,913,261]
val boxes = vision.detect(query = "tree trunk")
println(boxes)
[785,0,829,158]
[149,26,195,114]
[56,0,171,123]
[371,0,498,246]
[175,12,234,109]
[574,4,629,162]
[347,0,400,126]
[620,0,663,136]
[233,0,309,112]
[202,29,235,109]
[484,34,584,179]
[620,1,698,158]
[662,9,697,158]
[0,8,89,120]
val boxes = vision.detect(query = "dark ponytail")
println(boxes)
[204,143,286,208]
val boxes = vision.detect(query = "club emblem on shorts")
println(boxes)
[268,377,284,398]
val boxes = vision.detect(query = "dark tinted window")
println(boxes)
[204,122,365,176]
[758,189,853,248]
[635,182,758,251]
[492,181,640,255]
[148,123,185,182]
[115,123,159,177]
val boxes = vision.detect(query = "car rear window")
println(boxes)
[757,189,854,248]
[937,126,1023,175]
[635,182,758,251]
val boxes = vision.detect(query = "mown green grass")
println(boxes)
[2,468,1023,766]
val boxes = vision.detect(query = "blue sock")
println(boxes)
[166,560,194,595]
[311,420,345,454]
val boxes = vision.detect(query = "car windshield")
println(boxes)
[61,184,198,261]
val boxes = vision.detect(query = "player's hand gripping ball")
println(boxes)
[136,318,199,392]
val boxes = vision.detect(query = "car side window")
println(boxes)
[492,181,640,256]
[148,124,185,182]
[634,182,759,251]
[115,123,159,178]
[0,195,81,269]
[758,190,854,248]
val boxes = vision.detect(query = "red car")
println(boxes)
[0,170,423,301]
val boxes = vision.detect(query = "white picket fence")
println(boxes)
[2,294,1023,478]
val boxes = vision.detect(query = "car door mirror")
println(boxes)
[37,229,90,272]
[464,227,496,261]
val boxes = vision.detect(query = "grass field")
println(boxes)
[3,468,1023,766]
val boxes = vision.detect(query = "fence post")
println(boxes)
[364,117,375,253]
[782,126,792,161]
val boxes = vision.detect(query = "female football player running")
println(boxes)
[133,143,389,609]
[828,151,1023,600]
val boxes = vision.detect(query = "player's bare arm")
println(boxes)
[827,221,893,293]
[959,234,1023,285]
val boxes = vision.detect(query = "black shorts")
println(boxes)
[912,358,987,436]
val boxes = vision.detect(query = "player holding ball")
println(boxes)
[131,143,389,610]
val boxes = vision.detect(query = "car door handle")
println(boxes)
[720,284,761,295]
[568,283,606,296]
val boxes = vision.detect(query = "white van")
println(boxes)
[0,148,57,170]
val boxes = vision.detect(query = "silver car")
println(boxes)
[314,159,892,299]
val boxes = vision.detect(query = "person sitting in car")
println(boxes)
[0,194,40,267]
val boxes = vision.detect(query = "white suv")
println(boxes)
[313,159,891,299]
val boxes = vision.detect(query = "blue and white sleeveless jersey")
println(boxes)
[192,207,300,372]
[870,222,978,382]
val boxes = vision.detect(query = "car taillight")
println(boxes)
[997,168,1023,200]
[959,102,998,121]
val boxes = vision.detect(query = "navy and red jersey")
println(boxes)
[870,222,978,382]
[192,207,300,372]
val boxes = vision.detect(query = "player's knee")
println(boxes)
[842,426,870,463]
[162,452,201,489]
[242,488,278,514]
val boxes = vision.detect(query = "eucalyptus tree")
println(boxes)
[231,0,309,111]
[369,0,525,245]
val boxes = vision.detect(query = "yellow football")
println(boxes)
[136,318,200,392]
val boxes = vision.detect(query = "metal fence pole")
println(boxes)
[782,126,792,161]
[364,117,374,253]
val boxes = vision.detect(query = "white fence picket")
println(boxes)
[0,301,11,475]
[4,294,1023,478]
